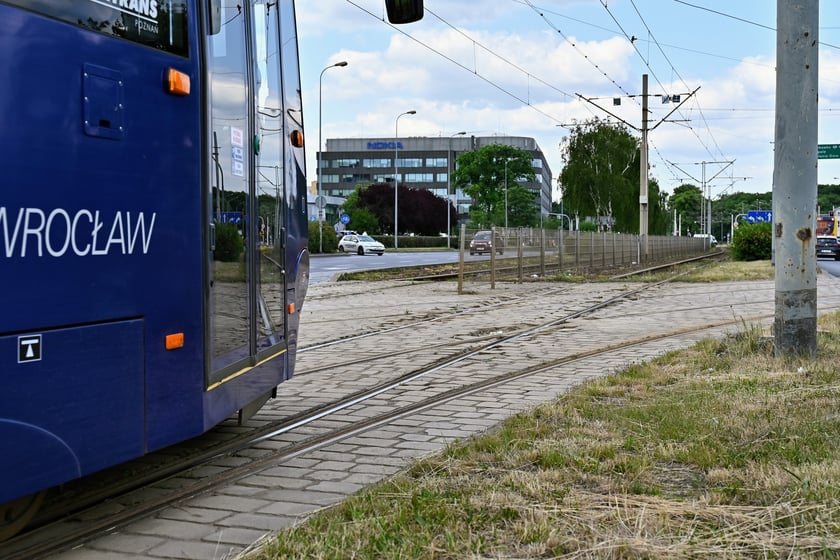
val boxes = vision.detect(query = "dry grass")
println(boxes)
[621,259,774,283]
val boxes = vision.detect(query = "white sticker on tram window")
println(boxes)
[231,144,244,177]
[231,127,244,148]
[18,335,42,364]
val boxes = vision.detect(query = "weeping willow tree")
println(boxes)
[559,118,669,234]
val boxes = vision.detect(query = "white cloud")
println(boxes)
[298,0,840,196]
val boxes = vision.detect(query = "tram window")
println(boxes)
[209,0,222,35]
[2,0,190,57]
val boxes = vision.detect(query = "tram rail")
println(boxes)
[6,261,831,559]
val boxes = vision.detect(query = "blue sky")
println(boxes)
[296,1,840,201]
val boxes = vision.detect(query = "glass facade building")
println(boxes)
[317,135,553,221]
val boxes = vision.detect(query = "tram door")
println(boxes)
[206,0,288,384]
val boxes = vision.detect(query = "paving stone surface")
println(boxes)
[43,274,840,559]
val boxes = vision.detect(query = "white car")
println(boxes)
[693,233,717,246]
[338,234,385,256]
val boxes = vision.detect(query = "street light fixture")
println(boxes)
[394,110,416,250]
[317,60,348,253]
[447,131,466,249]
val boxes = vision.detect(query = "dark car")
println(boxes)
[816,236,840,260]
[469,231,503,255]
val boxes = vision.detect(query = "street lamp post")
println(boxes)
[394,110,416,250]
[317,61,348,253]
[503,158,512,230]
[447,131,466,249]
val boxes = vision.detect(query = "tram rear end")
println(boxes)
[0,0,424,541]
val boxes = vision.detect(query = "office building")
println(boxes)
[316,135,552,222]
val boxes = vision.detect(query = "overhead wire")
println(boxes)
[673,0,840,50]
[601,0,727,165]
[345,0,828,193]
[343,0,602,127]
[520,0,642,108]
[518,0,726,188]
[423,9,576,102]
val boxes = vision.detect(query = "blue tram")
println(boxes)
[0,0,312,539]
[0,0,423,540]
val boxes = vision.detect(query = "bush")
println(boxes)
[375,235,451,249]
[309,221,338,254]
[731,221,772,261]
[214,222,243,262]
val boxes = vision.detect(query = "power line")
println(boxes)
[513,1,776,69]
[423,8,575,101]
[601,0,727,163]
[344,0,596,126]
[521,0,642,106]
[671,0,774,32]
[672,0,840,50]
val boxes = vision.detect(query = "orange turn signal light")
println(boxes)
[290,130,304,148]
[288,303,296,315]
[166,68,191,96]
[166,333,185,350]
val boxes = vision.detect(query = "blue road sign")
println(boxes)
[340,213,350,225]
[746,210,772,223]
[215,212,243,225]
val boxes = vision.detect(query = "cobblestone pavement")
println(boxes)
[46,275,840,560]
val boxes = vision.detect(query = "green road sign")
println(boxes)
[818,144,840,159]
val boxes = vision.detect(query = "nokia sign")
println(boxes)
[367,141,404,150]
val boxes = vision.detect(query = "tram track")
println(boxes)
[3,281,633,552]
[9,263,840,559]
[3,312,773,560]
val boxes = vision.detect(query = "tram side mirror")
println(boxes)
[209,0,222,35]
[385,0,424,24]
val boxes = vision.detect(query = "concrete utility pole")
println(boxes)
[669,159,734,247]
[639,74,649,259]
[577,76,697,262]
[773,0,818,357]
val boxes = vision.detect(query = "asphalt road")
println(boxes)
[311,249,840,285]
[310,250,463,284]
[818,258,840,277]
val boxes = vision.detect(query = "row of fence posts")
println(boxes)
[457,224,714,294]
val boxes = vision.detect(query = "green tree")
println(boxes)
[669,183,702,236]
[451,144,536,228]
[559,118,649,232]
[648,181,671,235]
[711,191,771,241]
[340,188,380,234]
[818,184,840,212]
